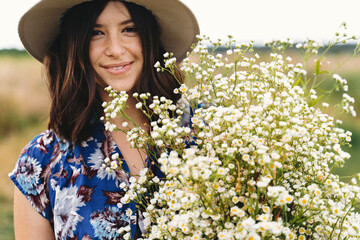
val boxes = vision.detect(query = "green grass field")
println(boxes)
[0,192,15,240]
[0,50,360,239]
[0,53,47,239]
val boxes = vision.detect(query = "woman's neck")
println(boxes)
[100,89,149,133]
[117,95,149,132]
[100,91,149,176]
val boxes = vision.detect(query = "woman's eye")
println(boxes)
[92,30,103,36]
[124,27,137,33]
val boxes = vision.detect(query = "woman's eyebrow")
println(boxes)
[94,19,134,28]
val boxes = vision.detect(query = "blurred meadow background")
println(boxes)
[0,50,48,239]
[0,45,360,239]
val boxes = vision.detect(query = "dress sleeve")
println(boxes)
[9,130,57,222]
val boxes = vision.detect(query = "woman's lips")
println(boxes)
[102,62,132,74]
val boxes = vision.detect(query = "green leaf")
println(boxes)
[314,59,321,76]
[203,209,214,215]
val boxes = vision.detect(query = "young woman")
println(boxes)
[9,0,199,239]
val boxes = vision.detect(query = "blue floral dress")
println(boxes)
[9,119,150,239]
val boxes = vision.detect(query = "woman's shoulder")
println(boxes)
[18,129,58,157]
[8,126,104,216]
[11,124,104,173]
[8,129,62,217]
[16,122,103,162]
[9,129,62,184]
[9,128,86,190]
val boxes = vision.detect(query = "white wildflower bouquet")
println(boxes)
[102,26,360,239]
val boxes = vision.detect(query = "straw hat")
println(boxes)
[18,0,200,62]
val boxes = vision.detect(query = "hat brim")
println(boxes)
[18,0,200,63]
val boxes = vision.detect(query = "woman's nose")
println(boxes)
[104,34,124,58]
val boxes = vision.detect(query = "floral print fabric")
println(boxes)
[9,119,143,239]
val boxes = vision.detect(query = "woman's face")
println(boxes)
[89,1,143,95]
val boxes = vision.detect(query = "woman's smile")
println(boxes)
[102,62,134,75]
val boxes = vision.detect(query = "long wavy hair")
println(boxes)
[44,0,184,144]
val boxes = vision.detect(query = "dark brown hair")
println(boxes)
[44,0,184,144]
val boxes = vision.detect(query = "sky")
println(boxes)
[1,0,360,49]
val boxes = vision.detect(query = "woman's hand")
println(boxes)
[13,187,55,240]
